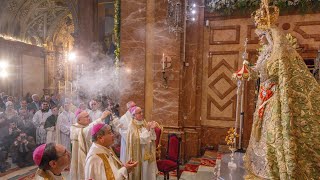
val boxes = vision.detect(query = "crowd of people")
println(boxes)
[0,92,119,172]
[0,92,158,180]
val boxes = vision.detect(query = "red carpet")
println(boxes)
[181,150,217,175]
[200,158,216,166]
[183,164,199,172]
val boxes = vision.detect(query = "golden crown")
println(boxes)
[251,0,279,30]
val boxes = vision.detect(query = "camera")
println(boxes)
[20,133,27,141]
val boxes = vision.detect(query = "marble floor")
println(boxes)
[219,152,246,180]
[180,152,246,180]
[2,153,246,180]
[1,166,70,180]
[1,165,37,180]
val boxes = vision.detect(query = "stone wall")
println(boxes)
[0,38,44,97]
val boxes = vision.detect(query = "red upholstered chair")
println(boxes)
[154,122,163,159]
[157,134,182,180]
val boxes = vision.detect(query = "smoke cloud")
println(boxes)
[72,42,133,103]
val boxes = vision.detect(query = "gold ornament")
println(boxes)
[251,0,279,30]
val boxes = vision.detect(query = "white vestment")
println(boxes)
[35,169,65,180]
[88,109,102,122]
[33,110,52,145]
[118,111,132,163]
[45,127,55,143]
[126,120,157,180]
[69,117,103,180]
[140,128,157,180]
[56,111,75,151]
[85,143,128,180]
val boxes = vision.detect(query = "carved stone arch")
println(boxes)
[52,17,74,49]
[21,1,63,33]
[1,0,27,35]
[10,0,40,36]
[46,12,71,43]
[22,13,46,43]
[65,0,79,40]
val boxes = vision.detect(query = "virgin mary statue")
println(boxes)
[244,1,320,179]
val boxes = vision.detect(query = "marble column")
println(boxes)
[77,0,99,54]
[150,0,182,127]
[181,0,205,160]
[120,0,182,126]
[120,0,205,161]
[120,0,147,111]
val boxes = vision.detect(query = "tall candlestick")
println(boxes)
[81,64,84,75]
[58,81,61,93]
[162,53,165,70]
[65,80,67,94]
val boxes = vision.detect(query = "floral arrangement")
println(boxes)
[113,0,121,67]
[206,0,320,15]
[225,127,239,149]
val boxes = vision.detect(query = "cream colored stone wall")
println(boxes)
[22,55,45,96]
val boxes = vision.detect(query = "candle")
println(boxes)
[81,64,84,75]
[162,53,165,70]
[76,65,79,78]
[65,80,67,94]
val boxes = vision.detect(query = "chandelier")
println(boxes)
[167,0,199,35]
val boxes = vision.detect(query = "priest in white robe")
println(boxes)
[85,123,138,180]
[33,101,52,145]
[56,102,75,152]
[88,100,102,121]
[119,101,136,163]
[58,98,77,114]
[70,110,110,180]
[126,106,157,180]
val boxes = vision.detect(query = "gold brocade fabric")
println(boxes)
[35,169,65,180]
[244,27,320,179]
[97,153,116,180]
[126,120,144,180]
[126,119,156,180]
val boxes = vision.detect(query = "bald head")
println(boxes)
[126,101,136,110]
[133,106,143,121]
[77,111,90,126]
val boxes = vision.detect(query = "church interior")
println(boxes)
[1,0,320,179]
